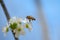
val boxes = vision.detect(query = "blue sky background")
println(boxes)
[0,0,60,40]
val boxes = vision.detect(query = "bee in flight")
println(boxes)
[26,16,36,22]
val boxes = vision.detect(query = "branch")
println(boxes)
[0,0,18,40]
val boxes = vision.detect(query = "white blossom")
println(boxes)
[2,26,9,36]
[15,27,25,38]
[2,16,34,38]
[15,29,20,38]
[22,18,29,23]
[25,23,32,31]
[22,18,32,31]
[9,17,22,24]
[15,30,25,38]
[9,17,17,24]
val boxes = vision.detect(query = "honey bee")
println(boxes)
[26,16,36,21]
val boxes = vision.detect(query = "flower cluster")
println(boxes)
[2,17,33,38]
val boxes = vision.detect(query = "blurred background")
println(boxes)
[0,0,60,40]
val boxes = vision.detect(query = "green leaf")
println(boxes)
[18,28,21,31]
[26,24,29,28]
[10,23,17,30]
[6,27,9,32]
[19,22,22,24]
